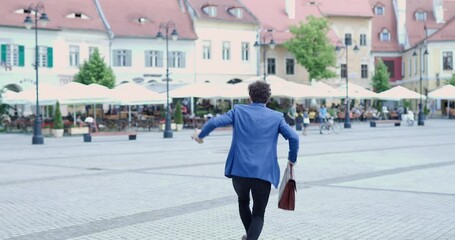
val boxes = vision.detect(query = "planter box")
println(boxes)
[42,128,51,136]
[52,129,64,138]
[159,123,177,131]
[68,127,89,135]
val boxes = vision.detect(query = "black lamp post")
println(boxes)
[254,30,275,81]
[156,21,178,138]
[24,2,49,145]
[336,39,359,129]
[413,45,429,126]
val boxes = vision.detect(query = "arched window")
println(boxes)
[65,13,89,19]
[380,29,390,41]
[228,7,243,19]
[415,11,427,21]
[374,4,385,15]
[202,5,217,17]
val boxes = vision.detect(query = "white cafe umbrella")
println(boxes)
[112,83,166,126]
[377,86,426,101]
[428,84,455,118]
[12,83,61,106]
[1,89,28,105]
[428,84,455,100]
[169,82,233,99]
[309,82,344,98]
[112,82,166,105]
[338,82,378,99]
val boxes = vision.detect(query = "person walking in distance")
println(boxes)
[191,80,299,240]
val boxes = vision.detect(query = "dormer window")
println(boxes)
[374,5,384,15]
[415,11,427,21]
[380,29,390,41]
[137,17,150,24]
[228,7,243,19]
[65,13,89,19]
[202,5,217,17]
[14,8,31,14]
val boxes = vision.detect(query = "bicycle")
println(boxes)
[320,117,341,134]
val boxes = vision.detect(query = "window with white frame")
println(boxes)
[38,46,48,67]
[414,57,417,75]
[402,61,405,77]
[113,49,131,67]
[241,42,249,61]
[203,40,211,60]
[384,60,395,78]
[267,58,276,74]
[360,34,367,46]
[415,11,427,21]
[408,58,412,76]
[423,54,426,73]
[361,64,368,78]
[2,44,20,66]
[69,45,80,67]
[169,51,185,68]
[145,50,163,67]
[374,6,384,15]
[286,58,294,75]
[345,33,352,46]
[341,64,347,78]
[222,41,230,60]
[380,29,390,41]
[443,52,453,70]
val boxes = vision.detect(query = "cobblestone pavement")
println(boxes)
[0,119,454,240]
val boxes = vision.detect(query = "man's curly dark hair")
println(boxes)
[248,80,271,103]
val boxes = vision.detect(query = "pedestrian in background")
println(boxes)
[191,80,299,240]
[303,108,310,135]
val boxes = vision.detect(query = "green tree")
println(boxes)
[74,48,115,88]
[174,101,183,124]
[284,16,337,81]
[448,73,455,86]
[371,59,391,93]
[53,101,63,129]
[0,88,11,116]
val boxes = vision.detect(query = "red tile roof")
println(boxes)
[316,0,373,18]
[427,15,455,42]
[240,0,343,44]
[369,0,401,52]
[97,0,197,39]
[186,0,258,24]
[405,0,455,47]
[0,0,106,32]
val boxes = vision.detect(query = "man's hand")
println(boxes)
[191,129,204,144]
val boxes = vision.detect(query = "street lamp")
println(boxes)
[24,2,49,145]
[413,45,429,126]
[156,21,178,138]
[254,30,275,81]
[336,38,359,129]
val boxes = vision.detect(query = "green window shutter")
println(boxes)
[18,45,25,67]
[47,47,53,68]
[1,44,6,62]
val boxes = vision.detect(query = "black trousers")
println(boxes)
[232,176,271,240]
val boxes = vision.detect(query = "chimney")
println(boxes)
[285,0,295,19]
[433,0,444,23]
[393,0,406,46]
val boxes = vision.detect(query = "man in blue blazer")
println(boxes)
[192,80,299,240]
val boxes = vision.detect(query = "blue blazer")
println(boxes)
[199,103,299,188]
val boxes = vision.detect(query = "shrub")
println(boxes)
[174,101,183,124]
[53,101,63,129]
